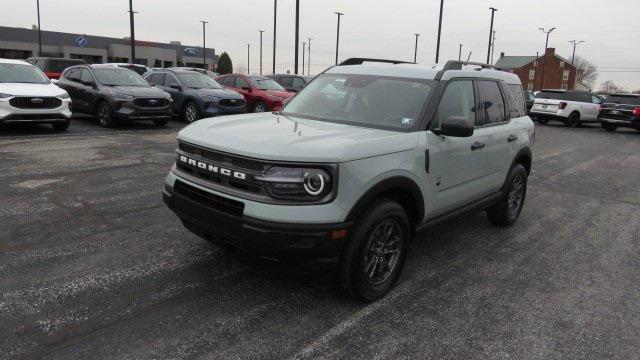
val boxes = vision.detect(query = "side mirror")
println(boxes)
[81,80,94,87]
[286,87,298,92]
[147,81,155,87]
[436,116,474,137]
[241,86,250,91]
[169,84,182,90]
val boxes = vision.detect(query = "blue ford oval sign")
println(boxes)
[184,47,199,56]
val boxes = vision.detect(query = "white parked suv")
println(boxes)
[0,58,72,131]
[530,89,603,126]
[163,58,535,301]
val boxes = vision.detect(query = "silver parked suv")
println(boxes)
[163,59,535,302]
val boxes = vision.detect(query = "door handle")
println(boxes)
[470,142,485,151]
[507,134,518,142]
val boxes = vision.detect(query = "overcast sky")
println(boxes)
[6,0,640,89]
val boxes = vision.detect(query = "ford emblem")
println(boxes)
[31,98,44,104]
[149,99,158,105]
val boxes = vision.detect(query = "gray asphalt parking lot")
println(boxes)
[1,121,639,359]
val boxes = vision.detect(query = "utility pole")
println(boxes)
[302,42,306,75]
[487,7,498,64]
[435,0,444,63]
[200,21,208,69]
[307,37,312,75]
[334,12,343,65]
[492,31,497,57]
[258,30,265,74]
[128,0,137,64]
[36,0,42,56]
[538,27,556,90]
[413,33,420,63]
[294,0,300,74]
[272,0,277,74]
[458,43,463,61]
[569,40,585,65]
[247,43,250,74]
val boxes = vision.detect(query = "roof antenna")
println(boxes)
[466,51,472,62]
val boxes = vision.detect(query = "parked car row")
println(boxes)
[529,89,640,132]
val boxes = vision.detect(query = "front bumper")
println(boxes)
[202,103,246,117]
[163,180,351,263]
[0,98,72,124]
[600,118,640,129]
[113,100,172,121]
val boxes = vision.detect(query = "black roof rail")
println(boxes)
[338,58,412,66]
[434,60,499,80]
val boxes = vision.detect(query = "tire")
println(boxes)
[486,164,527,227]
[339,199,410,302]
[153,118,169,126]
[602,122,617,132]
[96,101,115,128]
[252,101,267,113]
[183,102,200,123]
[565,112,580,127]
[51,119,70,131]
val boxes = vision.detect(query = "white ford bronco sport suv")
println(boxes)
[163,58,535,302]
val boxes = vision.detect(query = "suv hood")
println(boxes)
[108,85,168,97]
[195,88,244,100]
[178,113,418,163]
[0,82,67,97]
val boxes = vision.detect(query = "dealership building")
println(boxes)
[0,26,218,69]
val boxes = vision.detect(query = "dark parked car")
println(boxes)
[25,57,86,79]
[266,74,313,92]
[599,93,640,132]
[216,74,294,112]
[144,69,246,122]
[168,67,219,79]
[57,64,172,127]
[524,91,535,114]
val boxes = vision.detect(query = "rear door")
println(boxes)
[77,68,97,113]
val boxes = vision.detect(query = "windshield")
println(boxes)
[0,63,50,84]
[250,77,285,90]
[282,74,434,131]
[178,73,223,89]
[606,95,640,105]
[93,68,149,87]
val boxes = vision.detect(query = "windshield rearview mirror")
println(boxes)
[437,116,474,137]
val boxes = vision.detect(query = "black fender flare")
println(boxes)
[345,176,425,226]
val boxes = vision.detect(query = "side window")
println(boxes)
[64,68,79,81]
[435,80,476,128]
[221,76,236,87]
[165,74,179,87]
[592,95,602,105]
[80,69,93,83]
[507,84,526,117]
[292,77,306,90]
[236,77,249,89]
[152,73,165,85]
[477,80,507,125]
[279,76,294,87]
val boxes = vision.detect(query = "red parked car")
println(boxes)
[216,74,294,112]
[25,57,86,79]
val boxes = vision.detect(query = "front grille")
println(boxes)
[133,98,169,108]
[10,97,61,109]
[178,142,264,171]
[219,98,245,107]
[174,180,244,217]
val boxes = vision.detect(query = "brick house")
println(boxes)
[495,48,587,92]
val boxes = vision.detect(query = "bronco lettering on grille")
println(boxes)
[179,155,247,180]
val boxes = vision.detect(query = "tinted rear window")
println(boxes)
[536,91,565,100]
[606,95,640,105]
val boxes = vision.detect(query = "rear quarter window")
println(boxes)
[507,84,526,117]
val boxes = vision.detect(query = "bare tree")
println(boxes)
[599,80,621,94]
[571,55,598,88]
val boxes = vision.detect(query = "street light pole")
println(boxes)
[458,43,463,61]
[36,0,42,56]
[258,30,265,75]
[413,33,420,63]
[128,0,137,64]
[569,40,585,65]
[490,30,496,65]
[302,42,306,75]
[435,0,444,63]
[247,43,250,74]
[307,37,312,75]
[200,21,208,70]
[272,0,277,74]
[334,12,343,65]
[539,27,556,90]
[486,7,497,64]
[294,0,300,74]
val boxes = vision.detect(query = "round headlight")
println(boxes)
[303,170,326,195]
